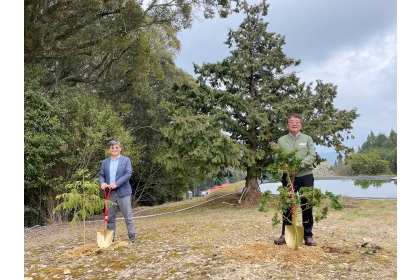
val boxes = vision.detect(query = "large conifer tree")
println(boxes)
[158,0,359,206]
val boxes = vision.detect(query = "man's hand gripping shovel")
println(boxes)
[97,186,114,248]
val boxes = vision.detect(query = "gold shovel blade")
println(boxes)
[97,230,114,248]
[284,225,304,248]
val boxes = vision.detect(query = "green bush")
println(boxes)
[347,151,390,175]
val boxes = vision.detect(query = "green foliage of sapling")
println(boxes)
[259,146,343,229]
[53,169,116,244]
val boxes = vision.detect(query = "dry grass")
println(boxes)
[24,181,397,280]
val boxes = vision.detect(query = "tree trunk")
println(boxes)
[238,171,262,207]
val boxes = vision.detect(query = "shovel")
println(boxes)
[285,173,304,248]
[97,187,114,248]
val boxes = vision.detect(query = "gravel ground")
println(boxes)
[24,181,397,280]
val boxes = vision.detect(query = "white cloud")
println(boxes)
[294,31,397,152]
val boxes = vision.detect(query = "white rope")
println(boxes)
[117,192,240,220]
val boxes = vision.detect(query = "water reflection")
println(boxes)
[259,179,397,199]
[353,179,397,189]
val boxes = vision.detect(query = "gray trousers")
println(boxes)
[107,190,135,240]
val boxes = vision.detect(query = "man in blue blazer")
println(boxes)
[99,140,135,243]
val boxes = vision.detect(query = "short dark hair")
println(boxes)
[286,113,303,124]
[108,140,122,148]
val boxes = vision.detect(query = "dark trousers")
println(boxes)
[281,173,314,238]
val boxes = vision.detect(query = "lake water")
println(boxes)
[259,179,397,199]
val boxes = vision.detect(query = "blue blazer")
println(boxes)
[99,155,133,197]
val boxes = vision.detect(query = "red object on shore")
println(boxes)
[208,183,232,192]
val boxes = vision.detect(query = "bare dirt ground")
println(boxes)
[24,182,397,280]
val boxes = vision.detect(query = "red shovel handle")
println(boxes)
[103,188,112,222]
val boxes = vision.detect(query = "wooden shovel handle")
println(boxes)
[290,173,295,215]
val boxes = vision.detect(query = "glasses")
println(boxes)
[288,121,301,124]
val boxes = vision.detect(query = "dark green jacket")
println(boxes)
[277,132,316,177]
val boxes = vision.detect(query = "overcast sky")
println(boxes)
[174,0,397,154]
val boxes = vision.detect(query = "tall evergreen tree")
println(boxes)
[157,0,359,206]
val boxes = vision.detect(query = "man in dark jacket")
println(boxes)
[99,140,135,243]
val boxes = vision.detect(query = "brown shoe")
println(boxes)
[274,235,286,245]
[304,237,317,246]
